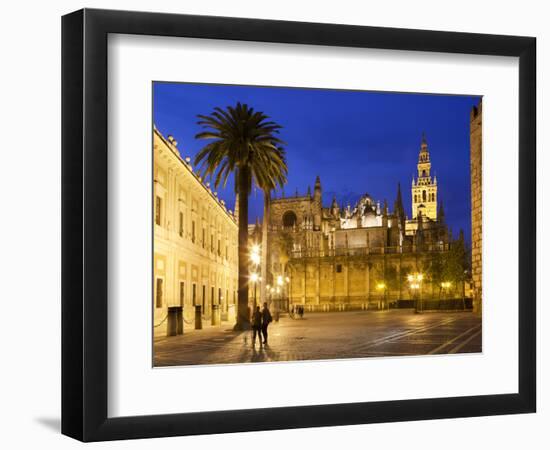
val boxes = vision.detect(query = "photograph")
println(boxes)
[152,82,483,367]
[0,1,542,446]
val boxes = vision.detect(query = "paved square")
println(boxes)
[154,310,481,366]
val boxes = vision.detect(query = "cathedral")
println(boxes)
[263,134,462,311]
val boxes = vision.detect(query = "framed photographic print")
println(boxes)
[61,8,536,441]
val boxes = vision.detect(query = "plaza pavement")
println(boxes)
[153,309,481,367]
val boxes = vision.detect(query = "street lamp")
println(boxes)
[376,282,387,310]
[440,281,451,310]
[249,244,261,309]
[250,272,259,308]
[276,275,283,311]
[462,269,468,310]
[250,244,261,265]
[275,275,291,312]
[408,273,423,313]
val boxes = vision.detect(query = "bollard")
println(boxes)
[211,304,220,326]
[167,307,178,337]
[195,305,202,330]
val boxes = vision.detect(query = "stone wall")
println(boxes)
[286,252,464,310]
[470,101,483,314]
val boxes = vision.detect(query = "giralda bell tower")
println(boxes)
[411,133,437,220]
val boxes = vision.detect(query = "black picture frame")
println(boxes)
[62,8,536,442]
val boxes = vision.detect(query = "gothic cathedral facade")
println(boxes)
[263,134,466,311]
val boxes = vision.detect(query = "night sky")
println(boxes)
[153,82,480,244]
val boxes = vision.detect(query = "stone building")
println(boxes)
[265,134,462,311]
[470,101,483,313]
[153,127,238,337]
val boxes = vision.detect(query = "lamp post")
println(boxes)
[408,273,423,313]
[285,276,290,311]
[249,244,261,309]
[264,275,290,313]
[250,244,261,266]
[376,282,387,310]
[440,281,451,310]
[250,272,259,308]
[440,281,451,298]
[463,269,468,310]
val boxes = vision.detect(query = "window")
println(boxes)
[178,212,184,237]
[422,190,426,202]
[192,283,196,306]
[155,278,163,308]
[202,228,205,248]
[217,239,221,256]
[191,221,196,243]
[202,285,206,312]
[414,194,417,203]
[179,281,185,306]
[336,264,342,273]
[211,287,215,306]
[282,211,298,229]
[155,196,162,226]
[422,169,426,177]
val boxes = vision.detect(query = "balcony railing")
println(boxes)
[290,243,450,259]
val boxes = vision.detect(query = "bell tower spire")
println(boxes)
[313,175,322,231]
[411,133,437,220]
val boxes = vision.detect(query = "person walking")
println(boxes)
[251,306,262,346]
[261,302,273,345]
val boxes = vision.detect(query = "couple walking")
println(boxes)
[251,302,272,346]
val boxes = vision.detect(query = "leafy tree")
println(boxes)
[428,232,469,302]
[385,265,399,292]
[443,233,468,297]
[427,251,445,298]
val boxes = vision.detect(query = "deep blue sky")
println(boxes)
[154,82,480,243]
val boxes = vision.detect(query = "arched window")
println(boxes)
[422,169,426,177]
[422,190,426,202]
[414,194,417,203]
[431,193,435,201]
[282,211,298,229]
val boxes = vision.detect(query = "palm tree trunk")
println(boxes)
[235,168,251,330]
[261,192,269,307]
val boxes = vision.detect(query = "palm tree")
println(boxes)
[194,103,287,330]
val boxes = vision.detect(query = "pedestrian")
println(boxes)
[251,306,262,346]
[261,302,273,345]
